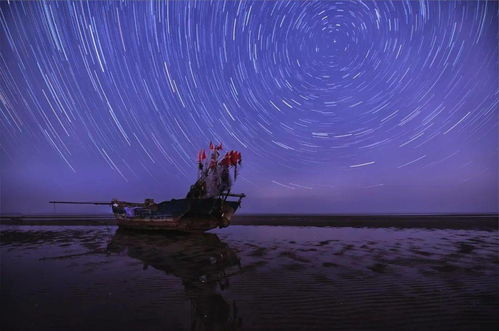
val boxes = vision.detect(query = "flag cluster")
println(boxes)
[187,142,243,199]
[198,142,242,173]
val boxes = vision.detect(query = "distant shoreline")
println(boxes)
[1,214,497,230]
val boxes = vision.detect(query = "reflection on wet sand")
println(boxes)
[1,225,497,330]
[107,230,242,330]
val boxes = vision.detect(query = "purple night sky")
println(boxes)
[0,0,497,214]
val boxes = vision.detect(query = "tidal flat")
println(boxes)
[1,224,498,330]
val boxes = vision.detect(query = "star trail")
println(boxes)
[0,0,497,214]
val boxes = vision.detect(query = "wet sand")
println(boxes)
[1,213,497,230]
[1,225,498,330]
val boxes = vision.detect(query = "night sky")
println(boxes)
[0,0,497,214]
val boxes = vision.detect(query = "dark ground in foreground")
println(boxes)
[1,224,498,330]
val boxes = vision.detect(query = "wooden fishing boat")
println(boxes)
[49,193,245,232]
[50,143,246,232]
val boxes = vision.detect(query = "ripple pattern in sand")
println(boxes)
[1,225,498,330]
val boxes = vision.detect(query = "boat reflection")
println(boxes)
[107,229,242,330]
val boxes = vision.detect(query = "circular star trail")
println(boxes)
[0,1,497,213]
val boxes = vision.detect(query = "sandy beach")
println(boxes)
[1,223,497,330]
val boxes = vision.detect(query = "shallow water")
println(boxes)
[1,225,498,330]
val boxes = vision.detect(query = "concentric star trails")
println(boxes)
[0,0,496,213]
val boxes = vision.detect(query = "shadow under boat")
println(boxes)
[107,229,243,330]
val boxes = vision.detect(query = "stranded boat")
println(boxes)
[50,143,245,232]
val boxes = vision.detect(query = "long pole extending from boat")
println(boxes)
[49,201,113,205]
[49,196,245,204]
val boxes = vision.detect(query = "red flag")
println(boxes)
[197,149,206,162]
[209,142,214,150]
[230,150,238,166]
[220,152,230,166]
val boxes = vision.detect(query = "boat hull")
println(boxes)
[113,198,240,232]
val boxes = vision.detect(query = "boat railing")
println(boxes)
[220,192,246,203]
